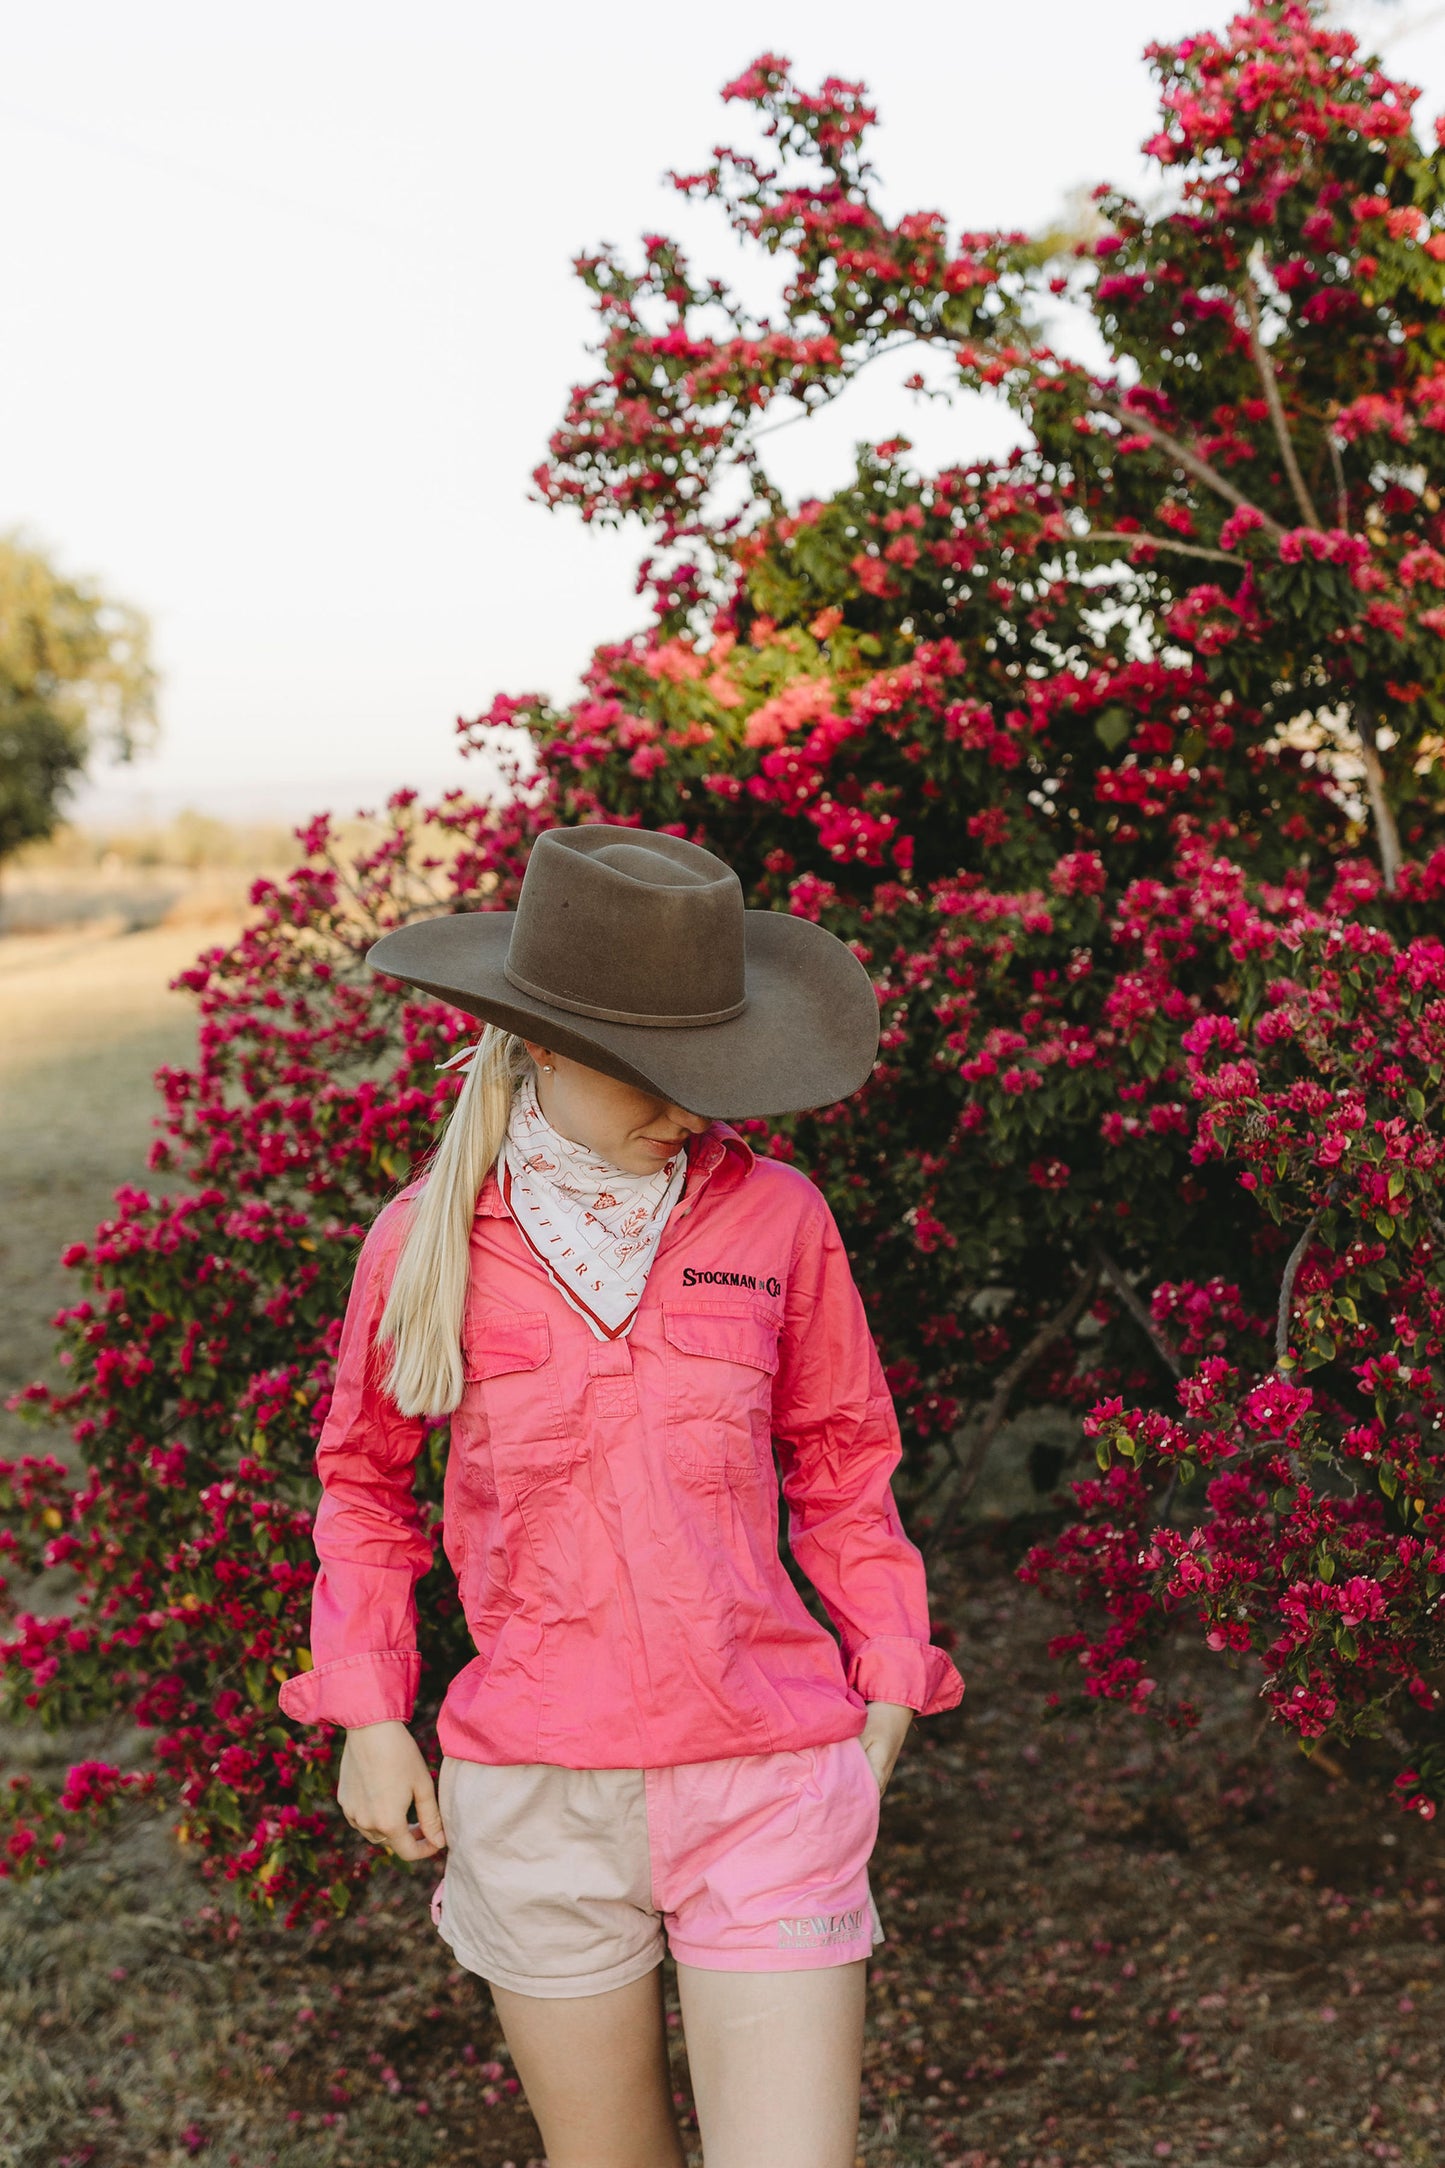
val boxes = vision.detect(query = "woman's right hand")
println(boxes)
[338,1720,446,1860]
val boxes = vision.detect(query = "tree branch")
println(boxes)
[1069,529,1239,566]
[1094,400,1287,537]
[923,1263,1099,1557]
[1275,1178,1346,1371]
[1090,1243,1184,1378]
[746,334,924,440]
[929,320,1287,538]
[1353,696,1403,896]
[729,319,1286,549]
[1327,430,1350,532]
[1240,276,1322,531]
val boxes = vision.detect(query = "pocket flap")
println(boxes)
[662,1305,780,1375]
[464,1310,552,1381]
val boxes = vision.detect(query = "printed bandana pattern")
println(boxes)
[498,1071,687,1341]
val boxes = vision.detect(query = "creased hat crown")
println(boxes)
[501,826,747,1029]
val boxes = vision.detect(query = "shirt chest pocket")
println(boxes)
[661,1303,781,1483]
[458,1310,577,1496]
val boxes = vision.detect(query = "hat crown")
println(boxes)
[591,840,712,888]
[502,826,748,1029]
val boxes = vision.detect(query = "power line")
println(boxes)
[0,101,412,255]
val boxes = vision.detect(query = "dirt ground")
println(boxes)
[2,921,1444,2168]
[7,1540,1442,2168]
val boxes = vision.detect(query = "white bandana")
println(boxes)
[497,1070,688,1341]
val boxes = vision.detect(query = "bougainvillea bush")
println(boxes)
[5,0,1445,1918]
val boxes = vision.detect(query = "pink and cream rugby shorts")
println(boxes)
[430,1735,885,1997]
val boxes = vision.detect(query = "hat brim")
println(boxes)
[366,908,879,1120]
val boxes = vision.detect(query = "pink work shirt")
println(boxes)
[277,1122,964,1763]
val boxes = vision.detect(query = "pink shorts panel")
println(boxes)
[431,1733,884,1996]
[647,1735,883,1971]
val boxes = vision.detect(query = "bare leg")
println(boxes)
[675,1958,867,2168]
[488,1962,686,2168]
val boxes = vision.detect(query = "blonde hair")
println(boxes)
[379,1024,532,1417]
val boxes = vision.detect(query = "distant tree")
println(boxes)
[0,534,158,870]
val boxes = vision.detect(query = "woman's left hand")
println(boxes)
[858,1700,914,1798]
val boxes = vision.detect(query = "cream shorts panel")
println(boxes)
[431,1736,884,1999]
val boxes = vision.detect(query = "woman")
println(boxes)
[278,823,964,2168]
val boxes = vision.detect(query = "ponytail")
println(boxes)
[378,1024,530,1416]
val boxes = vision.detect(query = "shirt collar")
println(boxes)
[683,1120,754,1199]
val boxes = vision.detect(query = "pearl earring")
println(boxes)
[541,1063,555,1073]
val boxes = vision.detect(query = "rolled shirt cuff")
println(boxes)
[845,1634,964,1716]
[276,1649,421,1729]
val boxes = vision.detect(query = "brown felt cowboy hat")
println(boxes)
[366,824,879,1120]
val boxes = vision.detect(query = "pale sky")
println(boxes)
[4,1,1443,827]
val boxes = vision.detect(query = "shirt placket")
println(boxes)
[651,1135,727,1261]
[587,1337,638,1420]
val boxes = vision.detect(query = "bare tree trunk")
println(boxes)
[923,1264,1098,1557]
[1090,1242,1184,1378]
[1274,1178,1345,1372]
[1354,697,1403,895]
[1241,275,1322,531]
[1096,399,1286,535]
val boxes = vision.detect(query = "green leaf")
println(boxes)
[1093,705,1131,753]
[1407,1088,1427,1119]
[1375,1212,1396,1240]
[1388,1168,1408,1199]
[1317,1552,1335,1583]
[1379,1466,1400,1501]
[1335,1295,1359,1325]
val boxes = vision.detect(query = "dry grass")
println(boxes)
[0,920,242,1460]
[0,1790,549,2168]
[0,816,297,939]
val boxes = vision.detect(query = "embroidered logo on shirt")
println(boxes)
[681,1266,783,1297]
[777,1906,866,1948]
